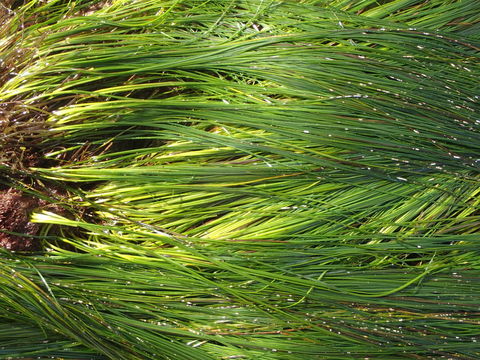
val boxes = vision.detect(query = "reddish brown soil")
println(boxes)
[0,189,42,251]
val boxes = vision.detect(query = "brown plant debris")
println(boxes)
[0,189,43,251]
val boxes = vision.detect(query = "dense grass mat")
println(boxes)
[0,0,479,359]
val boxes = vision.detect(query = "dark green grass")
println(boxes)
[0,0,479,359]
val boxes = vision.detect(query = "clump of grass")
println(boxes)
[0,0,479,359]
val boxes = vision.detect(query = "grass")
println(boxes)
[0,0,479,359]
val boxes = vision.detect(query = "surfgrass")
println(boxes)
[0,0,479,359]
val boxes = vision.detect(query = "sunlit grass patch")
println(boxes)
[0,0,479,359]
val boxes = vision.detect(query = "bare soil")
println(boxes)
[0,189,43,251]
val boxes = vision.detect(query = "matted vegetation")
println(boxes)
[0,0,479,359]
